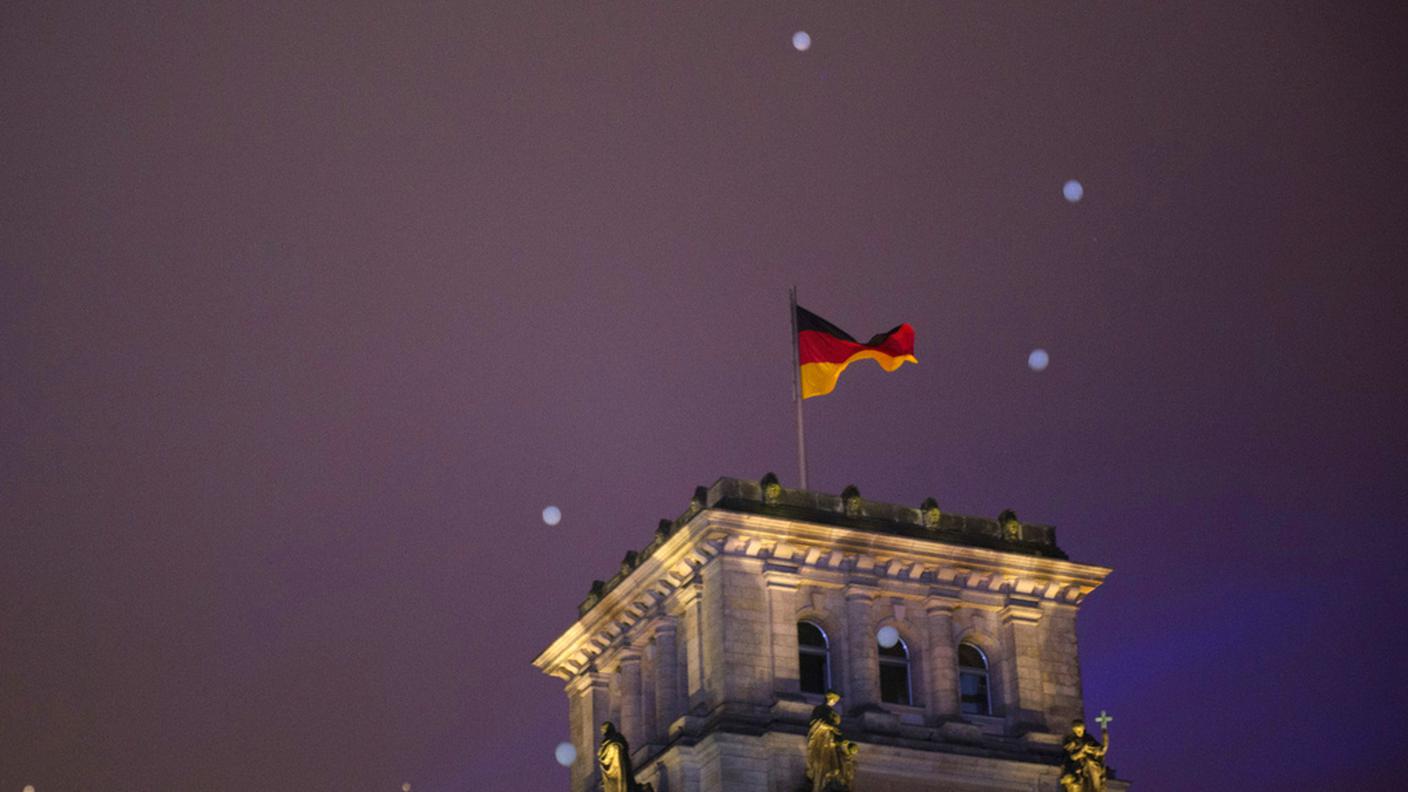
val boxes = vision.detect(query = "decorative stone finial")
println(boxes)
[580,579,606,613]
[656,518,673,538]
[620,551,638,576]
[841,485,862,518]
[760,472,782,504]
[920,497,942,530]
[687,485,708,516]
[998,509,1022,541]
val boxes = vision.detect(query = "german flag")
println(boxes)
[797,305,917,399]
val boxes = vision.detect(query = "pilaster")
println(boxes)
[640,643,657,747]
[566,670,612,792]
[1000,596,1046,732]
[619,651,644,748]
[676,575,710,712]
[843,582,879,710]
[924,592,960,719]
[652,619,682,739]
[763,563,801,696]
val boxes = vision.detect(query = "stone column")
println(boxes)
[677,577,707,711]
[1000,596,1046,731]
[618,651,643,748]
[844,582,879,709]
[652,619,681,738]
[639,642,657,745]
[763,562,801,696]
[566,670,612,792]
[925,594,960,718]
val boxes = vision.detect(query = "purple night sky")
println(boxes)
[4,2,1407,790]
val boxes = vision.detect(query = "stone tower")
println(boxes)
[533,476,1127,791]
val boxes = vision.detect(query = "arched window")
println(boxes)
[798,621,831,695]
[958,642,992,716]
[878,636,912,705]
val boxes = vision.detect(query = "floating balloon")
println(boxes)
[877,625,900,649]
[792,31,811,51]
[543,506,562,526]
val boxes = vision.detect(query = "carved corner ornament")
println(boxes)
[687,485,707,517]
[920,497,942,530]
[760,472,783,504]
[841,485,862,518]
[998,509,1022,541]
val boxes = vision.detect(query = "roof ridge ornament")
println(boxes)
[760,472,782,504]
[998,509,1022,542]
[687,485,708,517]
[920,497,942,530]
[841,485,862,518]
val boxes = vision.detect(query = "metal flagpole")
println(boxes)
[789,286,808,489]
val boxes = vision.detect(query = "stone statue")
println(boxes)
[1059,717,1109,792]
[598,721,654,792]
[805,690,856,792]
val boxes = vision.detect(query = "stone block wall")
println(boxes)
[537,495,1116,792]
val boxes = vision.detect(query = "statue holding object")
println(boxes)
[1060,713,1111,792]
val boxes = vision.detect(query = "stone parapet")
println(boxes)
[532,474,1122,792]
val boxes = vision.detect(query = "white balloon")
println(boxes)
[542,506,562,526]
[555,741,578,767]
[1063,179,1084,203]
[877,625,900,649]
[792,31,811,51]
[1028,349,1050,372]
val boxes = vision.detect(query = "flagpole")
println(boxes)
[789,286,809,489]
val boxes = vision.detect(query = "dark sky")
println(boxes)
[4,2,1408,790]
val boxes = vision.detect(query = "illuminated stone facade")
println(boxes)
[533,477,1128,791]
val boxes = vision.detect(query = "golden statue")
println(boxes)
[805,690,856,792]
[1060,714,1110,792]
[598,721,654,792]
[837,739,859,789]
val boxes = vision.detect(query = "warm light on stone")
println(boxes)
[533,477,1123,792]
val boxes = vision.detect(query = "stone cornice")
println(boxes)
[532,489,1112,682]
[533,511,721,681]
[703,511,1109,603]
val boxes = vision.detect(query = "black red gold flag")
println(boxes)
[795,305,917,399]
